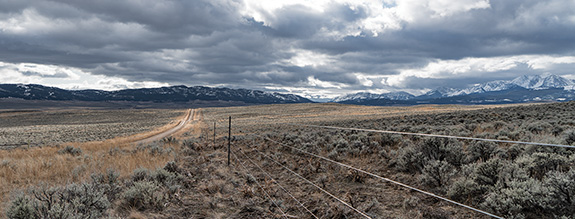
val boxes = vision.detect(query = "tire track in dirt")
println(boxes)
[135,109,194,144]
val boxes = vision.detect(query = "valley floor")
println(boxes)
[4,102,575,218]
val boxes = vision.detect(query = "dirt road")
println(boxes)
[135,109,194,144]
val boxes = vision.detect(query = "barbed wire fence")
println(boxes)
[220,117,575,218]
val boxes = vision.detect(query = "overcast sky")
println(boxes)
[1,0,574,101]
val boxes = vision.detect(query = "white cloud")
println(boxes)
[354,73,374,86]
[384,55,575,87]
[243,0,402,38]
[286,49,334,67]
[526,56,575,69]
[0,62,169,91]
[307,76,349,88]
[241,0,493,39]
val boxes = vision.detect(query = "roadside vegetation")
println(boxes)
[0,109,186,215]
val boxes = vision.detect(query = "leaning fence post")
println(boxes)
[228,116,231,166]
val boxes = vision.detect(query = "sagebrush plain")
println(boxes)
[2,102,575,218]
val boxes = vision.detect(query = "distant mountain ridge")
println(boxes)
[0,84,312,104]
[334,74,575,105]
[423,74,575,98]
[332,91,415,102]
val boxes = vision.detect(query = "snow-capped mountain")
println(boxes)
[424,74,575,98]
[511,74,575,90]
[333,91,415,102]
[333,74,575,105]
[0,84,312,104]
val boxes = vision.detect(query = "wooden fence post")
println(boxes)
[228,116,231,166]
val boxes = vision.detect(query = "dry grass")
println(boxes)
[0,109,191,215]
[200,103,509,138]
[0,109,185,148]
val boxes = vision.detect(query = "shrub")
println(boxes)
[496,163,529,188]
[6,193,34,219]
[507,144,526,160]
[419,160,455,192]
[564,130,575,145]
[161,136,178,145]
[373,134,401,148]
[131,168,151,182]
[182,139,202,150]
[90,169,121,202]
[482,178,546,218]
[526,121,552,134]
[57,146,83,156]
[151,168,179,186]
[136,143,173,156]
[466,141,496,163]
[440,140,466,167]
[332,138,349,149]
[474,158,504,187]
[543,170,575,215]
[552,126,564,137]
[120,181,166,212]
[394,143,425,173]
[7,181,112,219]
[447,177,485,205]
[163,161,179,173]
[516,152,569,180]
[420,138,443,161]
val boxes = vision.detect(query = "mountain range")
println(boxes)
[0,84,312,104]
[2,74,574,107]
[334,74,575,105]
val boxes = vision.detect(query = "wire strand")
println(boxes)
[231,151,290,219]
[286,123,575,149]
[237,148,320,219]
[252,148,373,219]
[258,135,503,219]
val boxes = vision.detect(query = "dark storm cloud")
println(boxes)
[0,0,574,98]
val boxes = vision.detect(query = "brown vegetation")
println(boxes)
[6,102,574,218]
[0,109,188,215]
[0,109,185,148]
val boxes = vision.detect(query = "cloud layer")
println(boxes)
[1,0,574,99]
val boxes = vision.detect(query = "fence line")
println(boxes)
[257,135,503,219]
[237,148,319,219]
[251,148,373,219]
[286,123,575,149]
[230,151,290,219]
